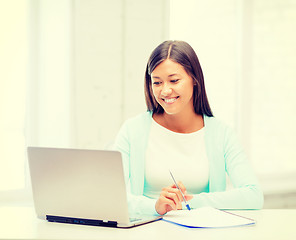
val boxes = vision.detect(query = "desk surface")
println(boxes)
[0,206,295,240]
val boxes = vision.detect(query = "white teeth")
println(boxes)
[163,98,177,103]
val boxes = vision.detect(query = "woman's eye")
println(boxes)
[171,79,180,83]
[153,81,161,85]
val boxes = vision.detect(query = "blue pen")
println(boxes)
[169,170,191,211]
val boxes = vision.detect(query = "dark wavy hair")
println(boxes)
[144,40,213,117]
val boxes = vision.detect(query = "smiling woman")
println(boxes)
[145,41,213,118]
[146,41,212,134]
[151,59,195,118]
[114,40,264,216]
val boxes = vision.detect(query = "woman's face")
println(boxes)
[151,59,195,116]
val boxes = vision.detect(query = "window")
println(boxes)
[0,0,72,203]
[0,0,28,192]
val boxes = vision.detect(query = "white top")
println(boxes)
[144,118,209,199]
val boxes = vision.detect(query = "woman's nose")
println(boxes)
[161,84,173,96]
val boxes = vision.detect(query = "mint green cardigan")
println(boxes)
[114,111,264,215]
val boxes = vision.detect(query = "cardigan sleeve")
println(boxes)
[189,123,264,210]
[114,119,160,216]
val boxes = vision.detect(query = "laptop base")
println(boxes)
[46,215,117,228]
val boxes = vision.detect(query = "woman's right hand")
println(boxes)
[155,181,193,215]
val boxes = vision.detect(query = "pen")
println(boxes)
[169,170,191,211]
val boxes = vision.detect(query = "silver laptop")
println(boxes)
[27,147,161,228]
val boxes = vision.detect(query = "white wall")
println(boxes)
[170,0,296,201]
[27,0,72,147]
[72,0,170,149]
[250,0,296,176]
[0,0,28,191]
[28,0,170,149]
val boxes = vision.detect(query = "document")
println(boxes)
[162,207,255,228]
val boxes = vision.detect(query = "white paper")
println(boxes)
[163,207,255,228]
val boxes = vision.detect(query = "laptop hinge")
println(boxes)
[46,215,118,227]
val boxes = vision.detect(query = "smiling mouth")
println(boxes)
[162,97,179,104]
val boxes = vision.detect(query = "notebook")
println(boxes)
[27,147,161,228]
[162,207,256,228]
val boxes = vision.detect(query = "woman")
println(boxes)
[114,40,264,216]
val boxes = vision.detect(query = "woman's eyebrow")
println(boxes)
[152,73,180,79]
[168,73,180,77]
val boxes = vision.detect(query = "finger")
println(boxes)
[164,191,181,207]
[161,190,181,208]
[160,195,177,211]
[162,186,170,192]
[165,187,184,203]
[185,194,193,201]
[171,188,184,203]
[169,184,187,203]
[156,196,175,215]
[170,181,187,195]
[176,181,187,194]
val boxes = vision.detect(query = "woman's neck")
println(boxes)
[153,112,204,134]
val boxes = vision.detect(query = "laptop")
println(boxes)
[27,147,162,228]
